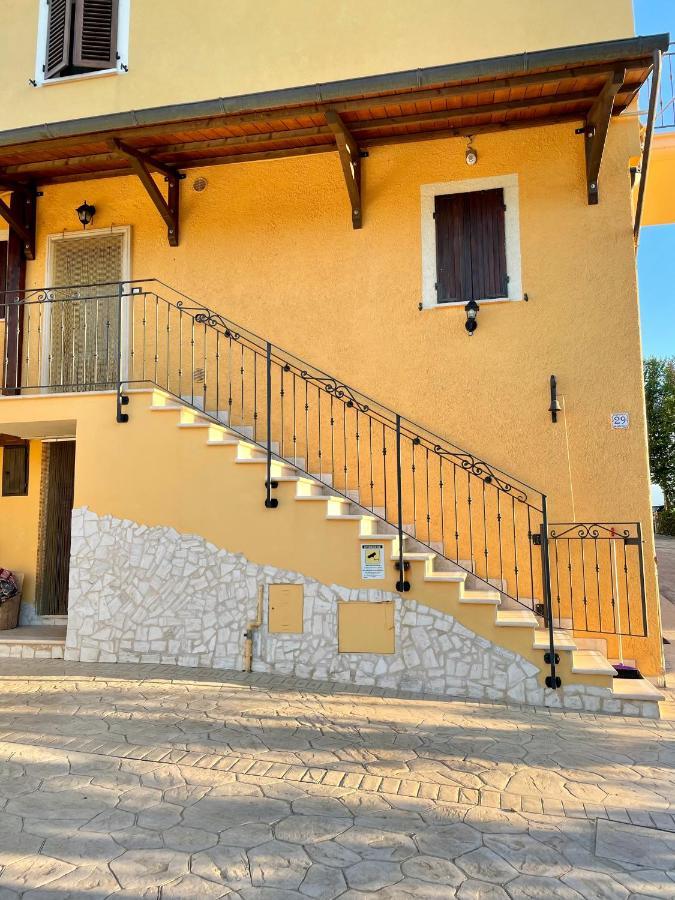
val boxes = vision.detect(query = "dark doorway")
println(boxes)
[37,441,76,616]
[0,239,7,323]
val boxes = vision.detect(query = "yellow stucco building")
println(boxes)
[0,0,670,716]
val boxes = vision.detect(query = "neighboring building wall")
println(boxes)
[64,506,659,717]
[640,133,675,226]
[0,0,635,134]
[0,441,41,604]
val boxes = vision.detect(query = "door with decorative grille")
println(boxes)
[47,232,126,391]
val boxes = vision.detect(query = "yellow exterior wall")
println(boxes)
[0,112,660,671]
[0,0,634,133]
[0,441,41,604]
[641,133,675,226]
[0,391,628,689]
[21,123,647,522]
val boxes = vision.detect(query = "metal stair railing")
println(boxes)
[11,278,659,688]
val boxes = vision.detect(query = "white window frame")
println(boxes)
[34,0,131,87]
[41,226,132,388]
[420,174,522,310]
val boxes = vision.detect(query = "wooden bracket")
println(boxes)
[325,110,362,229]
[0,184,36,260]
[583,69,625,205]
[111,138,181,246]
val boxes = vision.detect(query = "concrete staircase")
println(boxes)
[147,389,664,714]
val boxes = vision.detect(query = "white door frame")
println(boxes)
[42,227,132,388]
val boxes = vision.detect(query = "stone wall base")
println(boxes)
[64,508,659,718]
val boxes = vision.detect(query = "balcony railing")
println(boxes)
[642,48,675,130]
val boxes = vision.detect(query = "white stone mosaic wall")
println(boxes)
[65,508,659,717]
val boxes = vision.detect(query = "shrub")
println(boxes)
[656,508,675,536]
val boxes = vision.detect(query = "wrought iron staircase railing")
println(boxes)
[1,280,650,686]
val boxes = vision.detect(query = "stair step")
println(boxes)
[206,436,240,445]
[574,636,609,655]
[460,589,501,605]
[392,552,436,562]
[610,678,665,702]
[225,424,255,440]
[310,474,333,486]
[571,650,616,676]
[179,414,230,428]
[235,440,276,458]
[495,610,539,628]
[295,495,350,504]
[424,572,467,583]
[326,514,374,521]
[533,629,577,651]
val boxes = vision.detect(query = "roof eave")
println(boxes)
[0,32,668,149]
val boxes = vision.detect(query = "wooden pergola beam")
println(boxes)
[0,198,31,249]
[0,58,649,164]
[0,111,597,187]
[2,191,28,394]
[0,186,36,260]
[0,86,629,186]
[325,111,362,229]
[583,68,626,204]
[36,144,335,184]
[110,138,181,246]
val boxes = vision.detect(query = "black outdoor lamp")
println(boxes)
[549,374,561,423]
[464,299,480,335]
[76,200,96,228]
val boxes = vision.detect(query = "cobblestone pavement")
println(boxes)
[0,660,674,897]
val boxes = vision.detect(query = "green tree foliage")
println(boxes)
[644,356,675,515]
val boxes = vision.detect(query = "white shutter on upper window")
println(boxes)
[44,0,74,79]
[72,0,119,71]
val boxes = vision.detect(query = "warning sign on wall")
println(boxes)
[361,543,385,580]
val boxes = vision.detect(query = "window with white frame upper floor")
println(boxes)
[420,175,522,309]
[37,0,129,83]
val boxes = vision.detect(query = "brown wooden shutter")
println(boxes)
[2,445,29,497]
[434,188,508,304]
[73,0,119,70]
[467,188,508,300]
[44,0,73,79]
[434,194,470,304]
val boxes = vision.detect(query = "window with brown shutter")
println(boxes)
[2,445,29,497]
[73,0,119,70]
[43,0,119,80]
[44,0,73,79]
[434,188,508,304]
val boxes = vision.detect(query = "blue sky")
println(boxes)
[634,0,675,358]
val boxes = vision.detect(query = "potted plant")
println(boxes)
[0,569,21,630]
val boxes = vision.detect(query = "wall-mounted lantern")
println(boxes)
[549,374,561,423]
[465,136,478,166]
[75,201,96,229]
[464,299,480,335]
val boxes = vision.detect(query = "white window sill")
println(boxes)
[37,68,125,87]
[420,296,523,310]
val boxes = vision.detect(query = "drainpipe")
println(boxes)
[243,584,264,672]
[634,50,662,246]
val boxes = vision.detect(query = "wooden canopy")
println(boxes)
[0,32,668,243]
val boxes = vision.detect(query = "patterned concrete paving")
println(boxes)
[0,659,674,897]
